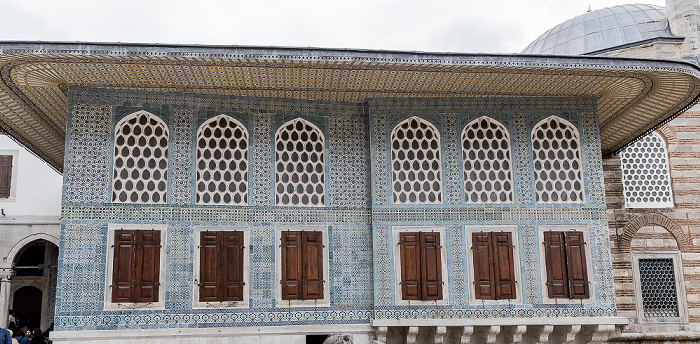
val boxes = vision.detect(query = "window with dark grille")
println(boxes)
[639,258,679,318]
[112,230,161,303]
[472,232,516,300]
[280,231,324,300]
[398,232,443,301]
[0,154,12,198]
[199,231,244,302]
[543,231,590,299]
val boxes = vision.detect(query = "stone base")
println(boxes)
[49,324,374,344]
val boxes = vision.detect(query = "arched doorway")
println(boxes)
[12,286,42,330]
[9,239,58,331]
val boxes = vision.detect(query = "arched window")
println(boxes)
[275,118,325,206]
[112,111,168,203]
[391,117,442,204]
[531,116,584,203]
[196,115,249,205]
[620,132,673,208]
[462,117,513,203]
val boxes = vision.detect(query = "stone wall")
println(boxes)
[605,106,700,332]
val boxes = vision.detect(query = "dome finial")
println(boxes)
[587,4,592,12]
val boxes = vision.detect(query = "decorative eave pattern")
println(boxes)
[1,42,700,172]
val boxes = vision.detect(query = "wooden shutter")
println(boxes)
[112,230,135,303]
[493,232,516,299]
[399,232,421,300]
[472,232,495,300]
[199,231,220,302]
[222,231,245,301]
[281,231,302,300]
[565,231,590,299]
[420,232,443,300]
[0,155,11,198]
[543,231,569,298]
[134,230,161,302]
[302,231,324,299]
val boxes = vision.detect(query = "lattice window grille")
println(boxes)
[391,117,443,204]
[112,111,168,204]
[639,258,680,318]
[196,115,249,205]
[275,118,325,206]
[532,116,584,203]
[462,117,514,203]
[620,132,673,208]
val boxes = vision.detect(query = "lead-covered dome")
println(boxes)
[522,4,678,55]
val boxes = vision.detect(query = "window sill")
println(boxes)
[103,301,164,311]
[275,298,330,308]
[193,300,248,309]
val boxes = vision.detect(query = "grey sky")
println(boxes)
[0,0,667,53]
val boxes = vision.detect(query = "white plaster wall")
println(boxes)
[0,135,62,217]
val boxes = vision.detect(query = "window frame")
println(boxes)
[274,225,330,307]
[193,226,250,309]
[465,226,522,304]
[104,223,167,310]
[393,226,449,305]
[538,225,596,304]
[631,251,688,324]
[620,131,674,209]
[0,150,18,201]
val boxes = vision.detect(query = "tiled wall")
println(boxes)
[57,88,372,330]
[56,89,618,331]
[368,98,617,320]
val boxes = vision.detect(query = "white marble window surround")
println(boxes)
[531,116,584,203]
[620,131,674,208]
[392,226,449,306]
[112,111,169,204]
[104,223,167,311]
[192,226,250,309]
[537,225,596,304]
[274,225,330,307]
[632,251,688,324]
[275,118,325,207]
[196,115,249,205]
[391,116,443,204]
[465,225,523,305]
[462,116,514,203]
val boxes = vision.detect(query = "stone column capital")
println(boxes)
[0,268,13,282]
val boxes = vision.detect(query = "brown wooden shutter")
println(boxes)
[281,231,302,300]
[543,231,569,298]
[301,231,324,299]
[472,232,495,300]
[399,232,421,300]
[112,230,135,303]
[565,231,590,299]
[0,155,12,198]
[134,230,160,302]
[420,232,443,300]
[493,232,516,299]
[222,231,245,301]
[199,231,220,302]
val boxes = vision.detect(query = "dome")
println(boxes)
[522,4,679,55]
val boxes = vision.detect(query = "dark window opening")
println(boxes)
[306,335,328,344]
[15,243,46,277]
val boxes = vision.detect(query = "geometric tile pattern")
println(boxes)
[59,88,617,331]
[369,97,615,320]
[59,88,372,331]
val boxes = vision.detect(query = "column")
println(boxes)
[0,268,12,327]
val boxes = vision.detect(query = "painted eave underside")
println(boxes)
[1,42,700,172]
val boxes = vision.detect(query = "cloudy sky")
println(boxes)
[0,0,667,53]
